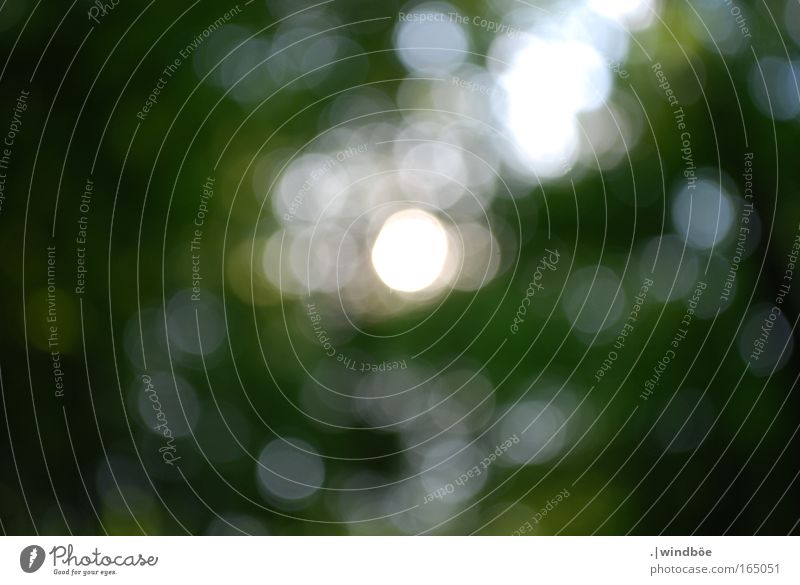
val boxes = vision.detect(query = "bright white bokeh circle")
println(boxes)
[371,209,449,293]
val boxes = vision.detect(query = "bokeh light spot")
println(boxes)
[371,209,449,292]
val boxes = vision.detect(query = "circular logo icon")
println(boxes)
[20,545,45,573]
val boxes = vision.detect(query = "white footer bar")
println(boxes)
[1,536,797,583]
